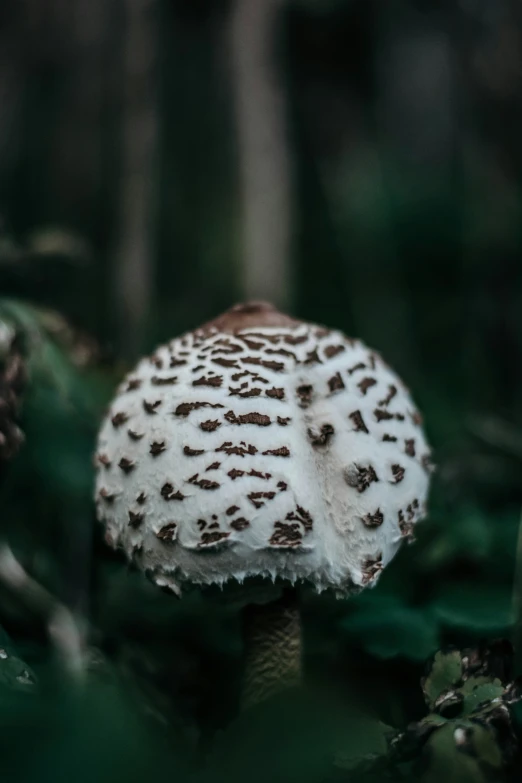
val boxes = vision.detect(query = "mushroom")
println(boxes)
[94,301,433,707]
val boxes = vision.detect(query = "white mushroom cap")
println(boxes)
[94,302,433,596]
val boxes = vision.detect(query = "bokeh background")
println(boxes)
[1,1,522,781]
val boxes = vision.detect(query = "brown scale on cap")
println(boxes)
[156,523,177,542]
[361,554,383,585]
[224,411,271,427]
[296,385,313,408]
[391,464,406,484]
[150,441,166,456]
[248,491,276,509]
[362,509,384,528]
[230,517,250,531]
[143,399,162,414]
[184,446,205,456]
[328,373,345,393]
[269,522,302,548]
[111,411,129,428]
[358,377,377,396]
[277,416,291,426]
[200,419,221,432]
[349,410,369,433]
[160,483,185,501]
[118,457,135,474]
[308,423,334,447]
[96,453,111,469]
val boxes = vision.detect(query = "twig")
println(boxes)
[0,544,85,678]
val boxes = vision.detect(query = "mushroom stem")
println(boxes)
[241,587,301,709]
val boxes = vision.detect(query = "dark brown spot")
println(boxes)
[126,378,142,391]
[99,487,116,504]
[228,468,245,480]
[230,517,250,531]
[304,348,321,365]
[269,522,302,547]
[347,464,378,493]
[398,510,414,541]
[227,505,240,516]
[191,365,205,373]
[243,357,285,372]
[193,375,223,388]
[286,505,313,531]
[328,373,345,393]
[266,387,285,400]
[212,357,239,368]
[391,464,405,483]
[231,371,249,381]
[362,509,384,528]
[136,492,147,505]
[379,385,398,406]
[324,344,345,359]
[348,362,366,375]
[169,357,187,367]
[248,491,276,509]
[277,481,288,491]
[230,387,262,398]
[118,457,135,474]
[405,439,416,457]
[128,429,144,441]
[156,523,177,542]
[361,554,383,585]
[143,399,162,414]
[97,453,111,469]
[308,423,335,446]
[184,446,205,456]
[128,510,144,528]
[150,355,163,369]
[150,441,166,456]
[151,375,177,386]
[111,411,129,428]
[199,531,230,547]
[284,334,307,346]
[161,483,185,501]
[197,519,206,530]
[248,469,271,480]
[175,401,224,417]
[349,410,369,433]
[206,461,221,471]
[224,411,271,426]
[188,473,220,490]
[358,377,377,395]
[263,447,290,457]
[277,416,291,426]
[296,384,313,407]
[374,408,393,422]
[216,441,258,457]
[382,434,397,442]
[242,337,264,350]
[200,419,221,432]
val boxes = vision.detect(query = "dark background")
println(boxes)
[1,1,522,781]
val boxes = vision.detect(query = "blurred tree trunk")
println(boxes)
[113,0,159,359]
[230,0,293,310]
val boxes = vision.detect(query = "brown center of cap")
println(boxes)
[200,301,301,334]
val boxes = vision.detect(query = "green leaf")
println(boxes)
[460,677,504,716]
[422,650,462,709]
